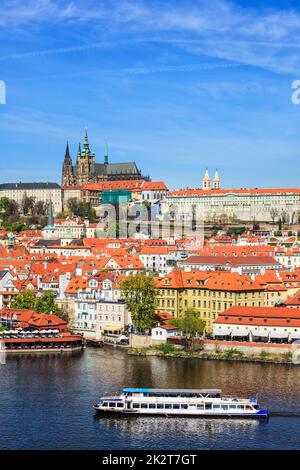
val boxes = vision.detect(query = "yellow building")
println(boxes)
[155,270,265,331]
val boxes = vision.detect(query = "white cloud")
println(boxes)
[2,1,300,74]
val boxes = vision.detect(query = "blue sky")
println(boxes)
[1,0,300,189]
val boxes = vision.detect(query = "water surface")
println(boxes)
[0,348,299,450]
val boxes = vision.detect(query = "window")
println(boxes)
[132,403,140,408]
[173,404,180,409]
[109,402,116,408]
[181,404,188,409]
[165,404,171,409]
[149,403,155,409]
[117,403,124,408]
[141,403,148,409]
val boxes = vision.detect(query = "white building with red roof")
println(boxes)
[162,187,300,223]
[213,306,300,343]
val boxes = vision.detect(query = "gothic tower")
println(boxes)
[213,169,220,190]
[202,168,211,190]
[62,142,75,186]
[75,131,95,186]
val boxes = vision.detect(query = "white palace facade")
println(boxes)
[161,169,300,223]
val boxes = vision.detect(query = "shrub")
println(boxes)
[260,350,270,359]
[282,351,293,360]
[223,348,244,359]
[154,342,178,354]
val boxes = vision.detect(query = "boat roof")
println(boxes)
[122,388,222,394]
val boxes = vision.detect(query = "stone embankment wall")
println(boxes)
[130,334,163,348]
[202,339,300,355]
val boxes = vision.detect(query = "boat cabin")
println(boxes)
[122,388,222,398]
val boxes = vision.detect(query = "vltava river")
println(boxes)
[0,347,299,450]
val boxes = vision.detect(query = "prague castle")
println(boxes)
[62,131,145,187]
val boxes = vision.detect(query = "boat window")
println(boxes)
[157,404,164,409]
[229,405,236,409]
[117,403,124,408]
[181,404,188,409]
[205,404,212,410]
[141,403,148,409]
[173,404,180,409]
[245,405,251,410]
[148,403,155,409]
[237,405,244,409]
[221,405,228,410]
[102,402,108,407]
[213,404,221,409]
[197,404,204,409]
[165,404,172,409]
[132,403,140,408]
[109,402,116,408]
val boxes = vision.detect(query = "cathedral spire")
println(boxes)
[65,141,70,159]
[84,129,90,154]
[104,141,108,165]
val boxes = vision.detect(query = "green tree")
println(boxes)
[35,291,67,320]
[0,197,11,217]
[120,274,157,332]
[11,290,68,321]
[78,202,96,221]
[67,198,80,216]
[0,198,19,219]
[2,220,26,233]
[11,290,36,310]
[169,308,206,348]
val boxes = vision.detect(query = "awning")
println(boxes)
[231,329,249,337]
[269,332,289,339]
[214,328,232,336]
[290,333,300,340]
[252,331,269,338]
[103,324,123,332]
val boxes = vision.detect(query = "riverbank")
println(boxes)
[128,343,297,364]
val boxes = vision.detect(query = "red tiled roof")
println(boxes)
[185,255,281,267]
[170,188,300,197]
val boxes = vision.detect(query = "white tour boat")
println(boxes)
[94,388,269,419]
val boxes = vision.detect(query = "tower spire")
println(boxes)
[202,168,211,190]
[104,141,108,165]
[83,129,90,154]
[65,141,70,158]
[213,168,220,190]
[47,199,54,227]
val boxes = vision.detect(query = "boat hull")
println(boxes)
[93,406,269,419]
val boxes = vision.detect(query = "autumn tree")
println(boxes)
[21,194,35,216]
[120,274,157,332]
